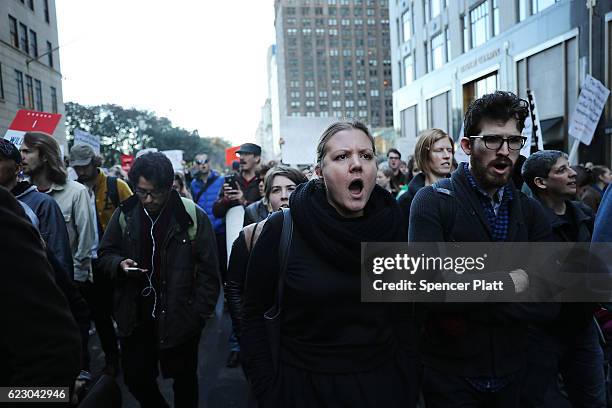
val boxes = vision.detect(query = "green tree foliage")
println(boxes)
[64,102,229,168]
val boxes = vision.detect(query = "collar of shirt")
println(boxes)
[463,163,512,214]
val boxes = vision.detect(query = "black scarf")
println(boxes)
[289,179,405,270]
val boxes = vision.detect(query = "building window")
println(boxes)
[44,0,50,23]
[403,54,414,85]
[34,79,43,111]
[532,0,559,14]
[29,30,38,58]
[463,72,497,112]
[25,75,34,109]
[9,16,19,48]
[19,23,29,54]
[470,1,489,48]
[401,9,412,42]
[47,42,54,67]
[430,0,441,18]
[462,14,469,52]
[50,86,58,113]
[28,0,34,11]
[15,70,25,106]
[493,0,500,36]
[445,27,451,62]
[0,64,4,100]
[431,32,444,70]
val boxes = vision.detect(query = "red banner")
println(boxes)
[120,154,135,172]
[225,146,240,167]
[9,109,62,134]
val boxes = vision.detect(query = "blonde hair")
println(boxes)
[414,128,454,176]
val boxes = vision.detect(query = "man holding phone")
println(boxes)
[98,152,220,407]
[213,143,263,218]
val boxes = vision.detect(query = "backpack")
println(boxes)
[118,197,198,241]
[105,176,120,209]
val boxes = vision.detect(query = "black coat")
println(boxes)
[0,187,81,387]
[98,192,220,349]
[408,165,555,377]
[397,173,425,233]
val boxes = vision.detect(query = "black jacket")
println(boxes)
[212,172,262,219]
[0,187,81,387]
[243,199,269,227]
[408,165,555,377]
[397,173,425,232]
[98,192,220,349]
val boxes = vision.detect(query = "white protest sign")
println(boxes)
[73,129,101,155]
[162,150,184,173]
[135,147,158,158]
[280,116,336,165]
[395,137,416,162]
[568,75,610,146]
[4,129,26,148]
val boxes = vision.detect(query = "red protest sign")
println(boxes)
[9,109,62,134]
[121,154,135,172]
[225,146,240,167]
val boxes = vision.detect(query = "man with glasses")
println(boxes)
[409,91,553,407]
[98,152,220,408]
[387,148,407,194]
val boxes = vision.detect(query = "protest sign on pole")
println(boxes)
[521,90,544,157]
[73,129,101,155]
[3,110,62,148]
[568,75,610,146]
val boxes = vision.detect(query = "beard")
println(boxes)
[470,154,514,191]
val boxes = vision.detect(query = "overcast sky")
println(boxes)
[56,1,276,146]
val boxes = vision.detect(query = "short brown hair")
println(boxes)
[23,132,67,184]
[414,128,454,176]
[316,119,375,166]
[263,165,308,199]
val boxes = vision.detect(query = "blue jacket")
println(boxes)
[13,181,74,276]
[592,186,612,242]
[191,171,225,234]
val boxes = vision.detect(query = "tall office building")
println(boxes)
[0,0,65,147]
[389,0,612,165]
[275,0,393,129]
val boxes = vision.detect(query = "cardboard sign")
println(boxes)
[568,75,610,146]
[3,109,62,148]
[73,129,101,155]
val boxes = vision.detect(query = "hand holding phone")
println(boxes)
[120,259,147,278]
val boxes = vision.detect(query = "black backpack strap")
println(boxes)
[277,208,293,306]
[194,174,219,204]
[105,176,120,209]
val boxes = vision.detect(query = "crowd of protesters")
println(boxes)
[1,89,612,408]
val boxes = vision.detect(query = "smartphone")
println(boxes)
[225,175,238,190]
[125,267,146,272]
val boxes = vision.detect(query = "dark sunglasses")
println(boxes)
[195,159,209,165]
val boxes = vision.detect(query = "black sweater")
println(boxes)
[408,165,556,377]
[241,211,409,398]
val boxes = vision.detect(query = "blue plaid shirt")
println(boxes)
[462,163,513,241]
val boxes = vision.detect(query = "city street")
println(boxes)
[89,311,249,408]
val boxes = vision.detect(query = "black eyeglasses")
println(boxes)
[469,135,527,151]
[195,159,209,165]
[134,188,168,199]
